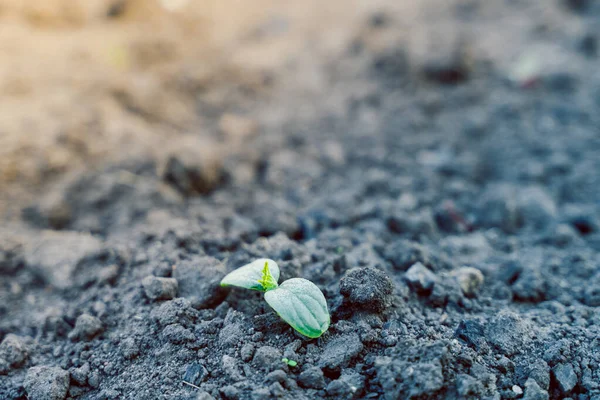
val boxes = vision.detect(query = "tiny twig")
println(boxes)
[182,381,201,390]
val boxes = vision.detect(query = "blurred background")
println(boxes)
[0,0,597,218]
[0,0,400,215]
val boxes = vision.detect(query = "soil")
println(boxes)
[2,0,600,399]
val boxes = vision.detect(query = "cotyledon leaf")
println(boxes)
[220,258,280,291]
[264,278,330,338]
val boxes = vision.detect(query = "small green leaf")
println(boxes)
[258,261,278,291]
[281,358,297,367]
[264,278,330,338]
[220,259,280,291]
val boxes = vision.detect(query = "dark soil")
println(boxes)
[3,1,600,399]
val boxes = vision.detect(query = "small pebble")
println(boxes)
[451,267,484,296]
[68,314,103,342]
[142,275,178,301]
[513,385,523,395]
[405,262,437,295]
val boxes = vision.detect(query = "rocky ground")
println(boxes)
[2,0,600,399]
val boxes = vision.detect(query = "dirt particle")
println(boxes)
[253,346,283,372]
[552,363,578,394]
[24,365,70,400]
[523,377,549,400]
[0,334,28,372]
[298,366,326,389]
[450,267,484,297]
[319,334,363,371]
[484,312,526,356]
[240,343,255,362]
[161,323,194,344]
[404,262,437,296]
[455,320,486,350]
[339,267,394,313]
[183,362,208,386]
[68,314,103,342]
[141,275,178,301]
[69,362,90,386]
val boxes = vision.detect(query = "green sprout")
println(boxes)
[281,358,298,367]
[220,258,330,338]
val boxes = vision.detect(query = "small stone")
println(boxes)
[253,346,283,371]
[240,343,255,362]
[485,312,526,356]
[142,275,178,301]
[70,363,90,386]
[513,385,523,395]
[404,262,437,295]
[523,378,549,400]
[552,363,577,393]
[528,360,550,390]
[455,320,486,350]
[161,324,195,344]
[339,267,394,312]
[24,366,70,400]
[183,362,208,386]
[68,314,103,341]
[298,366,326,389]
[319,334,363,371]
[451,267,484,296]
[0,334,28,369]
[88,370,101,388]
[120,337,139,359]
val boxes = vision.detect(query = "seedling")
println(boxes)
[281,358,298,367]
[220,258,330,338]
